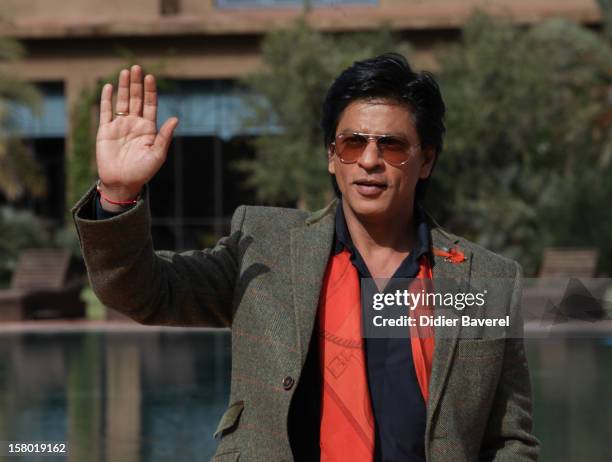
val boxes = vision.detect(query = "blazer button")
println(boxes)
[282,376,295,390]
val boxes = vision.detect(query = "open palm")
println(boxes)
[96,65,178,200]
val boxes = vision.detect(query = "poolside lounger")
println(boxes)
[0,248,86,321]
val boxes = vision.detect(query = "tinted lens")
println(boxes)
[337,134,368,162]
[378,136,411,165]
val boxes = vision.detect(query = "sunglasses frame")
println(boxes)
[330,131,421,167]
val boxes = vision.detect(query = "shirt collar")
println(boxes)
[333,200,431,261]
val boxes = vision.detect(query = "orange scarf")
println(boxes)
[317,249,435,461]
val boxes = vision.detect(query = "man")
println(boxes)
[72,54,540,461]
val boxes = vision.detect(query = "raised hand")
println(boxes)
[96,64,178,208]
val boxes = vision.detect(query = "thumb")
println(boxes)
[153,117,179,157]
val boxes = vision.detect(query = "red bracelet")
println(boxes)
[96,179,140,206]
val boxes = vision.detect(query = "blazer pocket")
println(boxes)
[455,337,506,359]
[213,400,244,439]
[212,450,240,461]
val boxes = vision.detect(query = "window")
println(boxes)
[4,83,66,223]
[160,0,180,15]
[150,80,277,250]
[217,0,376,8]
[7,82,65,139]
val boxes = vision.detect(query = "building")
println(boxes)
[0,0,602,250]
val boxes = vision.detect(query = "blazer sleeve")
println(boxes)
[479,261,541,461]
[71,182,246,327]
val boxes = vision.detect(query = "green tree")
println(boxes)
[596,0,612,38]
[67,86,98,211]
[430,12,612,274]
[0,37,46,201]
[239,13,612,275]
[238,18,408,210]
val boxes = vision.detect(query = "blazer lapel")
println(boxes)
[426,227,473,437]
[290,201,336,365]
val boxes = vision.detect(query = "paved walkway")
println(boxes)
[0,319,228,333]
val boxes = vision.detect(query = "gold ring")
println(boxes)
[114,111,129,116]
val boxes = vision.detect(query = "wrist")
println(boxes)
[96,180,142,210]
[97,195,133,213]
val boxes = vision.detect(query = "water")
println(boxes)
[0,330,611,461]
[525,338,612,462]
[0,329,231,461]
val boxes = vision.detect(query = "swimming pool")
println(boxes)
[0,327,610,461]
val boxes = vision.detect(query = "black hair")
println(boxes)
[320,52,446,201]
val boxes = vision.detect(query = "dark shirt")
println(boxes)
[334,201,430,462]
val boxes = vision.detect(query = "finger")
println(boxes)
[143,74,157,123]
[129,64,144,116]
[153,117,179,158]
[99,83,113,125]
[115,69,130,114]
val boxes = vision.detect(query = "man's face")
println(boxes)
[328,99,436,222]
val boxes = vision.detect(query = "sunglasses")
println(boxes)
[330,131,420,166]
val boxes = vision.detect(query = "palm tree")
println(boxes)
[0,36,46,201]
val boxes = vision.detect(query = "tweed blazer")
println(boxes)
[72,182,540,461]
